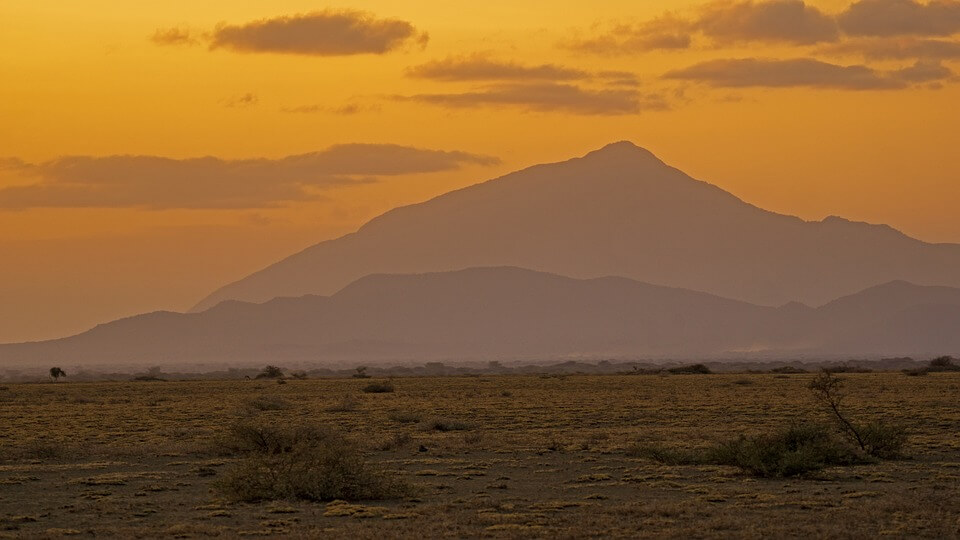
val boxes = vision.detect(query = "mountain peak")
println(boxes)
[582,141,663,164]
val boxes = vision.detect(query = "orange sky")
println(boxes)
[2,0,959,342]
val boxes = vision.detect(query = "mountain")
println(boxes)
[191,141,960,312]
[2,267,958,367]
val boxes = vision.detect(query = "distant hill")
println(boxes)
[191,141,960,312]
[2,267,957,367]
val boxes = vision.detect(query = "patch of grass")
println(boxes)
[245,395,293,411]
[325,396,359,412]
[362,382,395,394]
[387,410,422,424]
[217,419,410,502]
[625,444,703,465]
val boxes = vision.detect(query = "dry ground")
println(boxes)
[0,373,958,538]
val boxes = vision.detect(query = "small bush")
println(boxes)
[362,382,395,394]
[928,356,959,372]
[217,419,409,502]
[255,365,284,379]
[132,376,166,382]
[902,368,929,377]
[418,417,472,432]
[732,378,755,386]
[667,364,712,375]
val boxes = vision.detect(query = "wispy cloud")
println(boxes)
[663,57,952,89]
[402,83,666,115]
[150,26,199,46]
[407,55,591,82]
[819,36,960,59]
[0,145,498,210]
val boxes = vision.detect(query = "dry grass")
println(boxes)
[0,373,957,537]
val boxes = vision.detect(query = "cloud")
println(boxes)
[151,26,198,46]
[697,0,839,44]
[565,1,839,54]
[819,37,960,59]
[407,55,590,81]
[891,59,954,81]
[207,10,428,55]
[402,83,667,115]
[838,0,960,37]
[0,145,498,210]
[663,57,952,89]
[563,16,694,54]
[221,93,259,108]
[281,103,382,115]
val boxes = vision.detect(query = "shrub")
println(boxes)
[902,368,929,377]
[771,366,808,374]
[418,417,472,432]
[362,382,395,394]
[132,376,166,382]
[706,424,866,477]
[928,356,959,372]
[667,364,712,375]
[255,365,284,379]
[352,367,371,379]
[858,421,908,459]
[217,419,409,502]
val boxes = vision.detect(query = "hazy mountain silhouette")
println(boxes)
[2,267,957,366]
[191,142,960,312]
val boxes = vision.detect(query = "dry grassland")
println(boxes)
[0,373,958,538]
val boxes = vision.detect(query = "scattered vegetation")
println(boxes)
[217,418,410,502]
[387,410,422,424]
[245,395,293,411]
[352,366,371,379]
[667,364,712,375]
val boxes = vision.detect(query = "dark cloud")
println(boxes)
[407,55,590,81]
[838,0,960,37]
[281,103,382,115]
[403,83,667,115]
[151,26,198,46]
[206,10,428,55]
[819,37,960,59]
[697,0,839,44]
[663,57,952,89]
[563,17,693,54]
[0,145,498,210]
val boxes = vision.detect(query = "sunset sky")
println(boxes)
[2,0,959,343]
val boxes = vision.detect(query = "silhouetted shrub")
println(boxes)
[418,417,472,432]
[255,365,284,379]
[668,364,712,375]
[928,356,959,372]
[362,382,395,394]
[217,419,409,502]
[352,367,371,379]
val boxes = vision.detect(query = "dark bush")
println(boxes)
[858,421,908,459]
[771,366,808,374]
[362,382,395,394]
[928,356,959,372]
[255,365,284,379]
[418,417,472,432]
[217,419,409,502]
[387,410,422,424]
[902,368,929,377]
[706,424,866,477]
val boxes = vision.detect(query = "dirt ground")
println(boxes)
[0,373,958,538]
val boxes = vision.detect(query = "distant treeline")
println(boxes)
[1,356,954,383]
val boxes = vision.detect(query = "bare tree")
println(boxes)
[808,370,865,451]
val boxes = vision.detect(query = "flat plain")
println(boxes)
[0,373,958,538]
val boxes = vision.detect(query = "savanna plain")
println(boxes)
[1,372,958,538]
